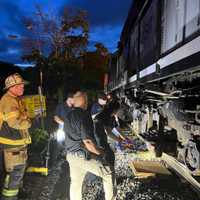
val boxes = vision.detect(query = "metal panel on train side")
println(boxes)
[109,56,117,87]
[118,43,128,78]
[139,0,159,70]
[128,24,139,77]
[185,0,200,38]
[161,0,185,54]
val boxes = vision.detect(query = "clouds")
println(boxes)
[0,0,132,64]
[66,0,132,27]
[0,34,22,64]
[0,0,30,63]
[0,1,26,33]
[64,0,132,52]
[89,25,122,52]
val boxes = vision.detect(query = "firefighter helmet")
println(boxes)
[4,73,28,90]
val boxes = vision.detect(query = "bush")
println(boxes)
[30,128,49,153]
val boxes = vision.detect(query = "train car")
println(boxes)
[106,0,200,173]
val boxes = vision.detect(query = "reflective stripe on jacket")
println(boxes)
[2,188,19,197]
[0,136,31,145]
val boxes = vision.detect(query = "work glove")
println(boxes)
[118,137,134,150]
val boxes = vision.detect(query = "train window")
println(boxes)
[110,56,117,82]
[185,0,200,38]
[117,55,122,78]
[123,41,129,68]
[139,0,159,70]
[161,0,185,53]
[129,24,139,77]
[116,41,129,80]
[121,44,129,73]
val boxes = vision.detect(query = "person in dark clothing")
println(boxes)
[91,92,107,119]
[54,92,74,145]
[64,91,116,200]
[53,92,75,199]
[93,101,126,167]
[54,92,74,126]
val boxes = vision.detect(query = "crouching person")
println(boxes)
[0,73,31,200]
[64,91,116,200]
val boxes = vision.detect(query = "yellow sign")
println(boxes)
[22,95,46,118]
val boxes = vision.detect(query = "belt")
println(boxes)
[67,150,90,159]
[0,111,19,121]
[67,151,102,161]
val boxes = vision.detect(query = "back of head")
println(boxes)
[65,92,75,107]
[65,92,74,100]
[97,92,107,101]
[97,92,107,105]
[73,91,88,110]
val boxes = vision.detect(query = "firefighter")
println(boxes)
[0,73,31,200]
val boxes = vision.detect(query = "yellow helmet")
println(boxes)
[4,73,28,90]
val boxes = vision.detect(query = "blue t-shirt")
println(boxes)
[91,102,103,116]
[55,103,72,121]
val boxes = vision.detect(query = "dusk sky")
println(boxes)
[0,0,132,66]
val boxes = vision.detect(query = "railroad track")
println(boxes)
[162,153,200,195]
[131,132,200,197]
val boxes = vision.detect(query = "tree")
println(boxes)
[21,6,89,100]
[81,43,110,90]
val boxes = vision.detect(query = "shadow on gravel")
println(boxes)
[116,175,199,200]
[50,161,70,200]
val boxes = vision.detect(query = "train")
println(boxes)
[105,0,200,173]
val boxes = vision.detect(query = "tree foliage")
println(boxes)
[21,5,110,97]
[81,43,110,89]
[22,6,89,61]
[21,6,88,95]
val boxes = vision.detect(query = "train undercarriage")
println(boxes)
[105,0,200,175]
[114,70,200,174]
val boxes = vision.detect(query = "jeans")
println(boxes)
[67,154,116,200]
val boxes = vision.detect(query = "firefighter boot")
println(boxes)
[1,165,26,200]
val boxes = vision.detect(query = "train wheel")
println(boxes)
[184,140,200,173]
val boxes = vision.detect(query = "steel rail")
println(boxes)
[133,131,200,196]
[161,153,200,195]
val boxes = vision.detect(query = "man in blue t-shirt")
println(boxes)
[54,92,74,126]
[91,92,107,119]
[54,92,74,144]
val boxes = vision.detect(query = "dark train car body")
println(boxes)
[106,0,200,173]
[107,0,200,91]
